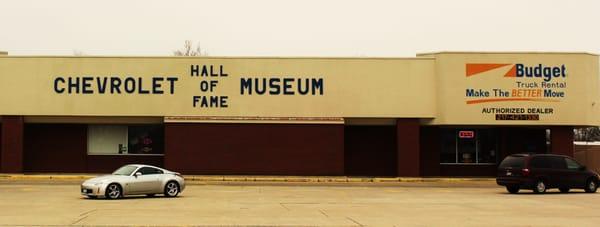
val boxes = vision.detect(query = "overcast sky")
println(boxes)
[1,0,598,57]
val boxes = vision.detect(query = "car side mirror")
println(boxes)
[135,172,142,177]
[579,166,587,171]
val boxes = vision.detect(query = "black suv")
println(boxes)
[497,154,599,194]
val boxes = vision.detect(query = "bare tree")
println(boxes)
[173,40,207,56]
[73,50,86,56]
[574,127,600,141]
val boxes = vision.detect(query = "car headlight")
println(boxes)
[93,182,104,186]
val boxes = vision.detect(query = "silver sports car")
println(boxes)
[80,164,185,199]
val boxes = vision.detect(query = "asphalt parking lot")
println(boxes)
[0,180,599,226]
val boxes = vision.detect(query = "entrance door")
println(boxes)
[441,128,499,164]
[457,130,477,163]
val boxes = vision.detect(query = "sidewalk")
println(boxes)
[0,173,495,183]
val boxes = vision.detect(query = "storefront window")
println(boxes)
[440,128,498,164]
[457,135,476,163]
[88,125,163,155]
[477,129,498,163]
[440,129,457,163]
[127,125,164,154]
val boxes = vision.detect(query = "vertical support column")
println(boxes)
[419,127,440,176]
[397,118,421,177]
[163,123,175,171]
[550,126,574,157]
[1,116,24,173]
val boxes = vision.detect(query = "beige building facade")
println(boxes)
[0,52,598,176]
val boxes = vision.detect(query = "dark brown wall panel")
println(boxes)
[24,124,164,173]
[420,126,440,176]
[397,119,420,177]
[551,126,574,157]
[0,123,2,170]
[86,155,164,173]
[165,123,344,175]
[24,124,87,172]
[344,126,396,176]
[1,116,24,173]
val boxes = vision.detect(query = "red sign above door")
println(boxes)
[458,130,475,139]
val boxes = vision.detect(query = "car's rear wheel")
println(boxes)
[533,180,546,194]
[584,178,598,193]
[164,181,180,197]
[105,183,122,199]
[506,185,519,194]
[559,187,570,193]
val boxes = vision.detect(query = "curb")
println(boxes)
[0,174,495,183]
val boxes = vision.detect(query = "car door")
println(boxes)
[548,156,569,188]
[146,167,164,193]
[564,158,587,188]
[129,167,162,194]
[546,156,568,188]
[530,156,559,187]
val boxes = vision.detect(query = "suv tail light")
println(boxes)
[521,168,530,176]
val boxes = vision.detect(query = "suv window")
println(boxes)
[137,167,163,175]
[530,156,551,169]
[549,157,567,169]
[530,156,567,169]
[565,158,581,170]
[499,156,525,168]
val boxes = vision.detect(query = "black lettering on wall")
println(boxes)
[68,77,80,94]
[297,78,309,95]
[54,77,65,93]
[283,78,293,95]
[82,77,93,94]
[166,77,178,94]
[153,77,164,94]
[241,78,252,95]
[255,78,266,94]
[269,78,281,94]
[138,77,149,94]
[110,77,122,94]
[124,77,136,93]
[97,77,108,93]
[191,65,199,76]
[312,78,323,95]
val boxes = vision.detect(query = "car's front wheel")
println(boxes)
[506,185,519,194]
[105,183,122,199]
[533,180,546,194]
[584,178,598,193]
[164,181,180,197]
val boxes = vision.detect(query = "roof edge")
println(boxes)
[0,55,435,60]
[417,51,599,56]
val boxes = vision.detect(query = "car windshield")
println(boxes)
[112,165,138,176]
[499,156,526,168]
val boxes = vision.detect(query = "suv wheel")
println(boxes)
[585,179,598,193]
[533,180,546,194]
[559,187,570,193]
[506,185,519,194]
